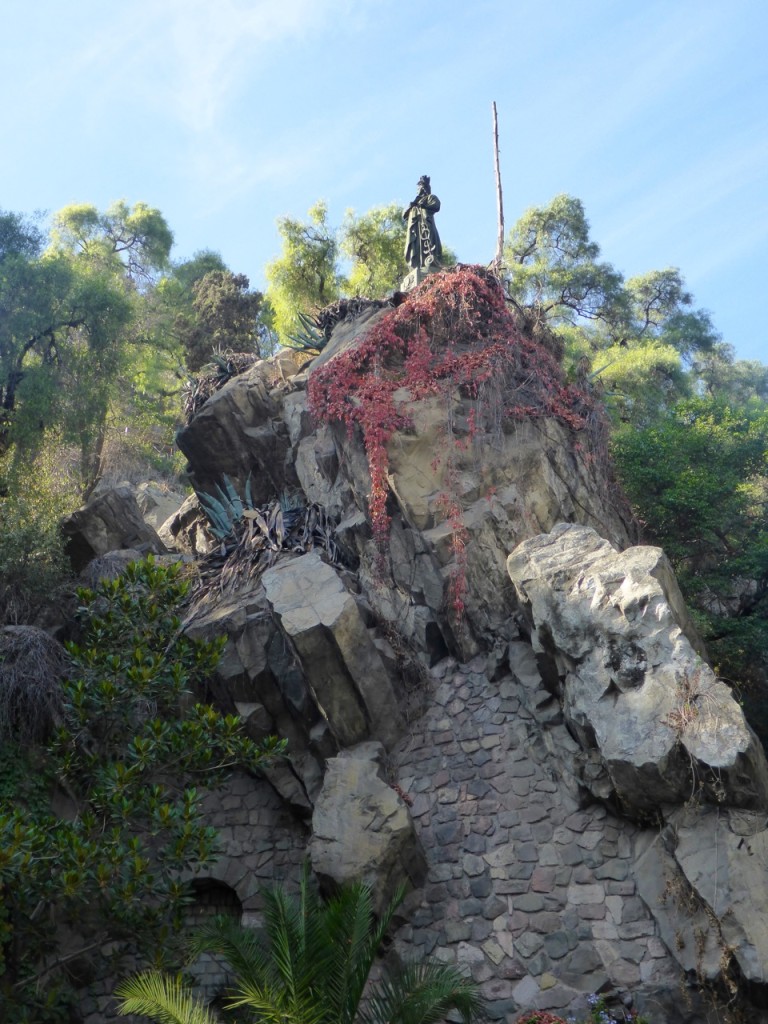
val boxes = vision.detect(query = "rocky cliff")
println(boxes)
[65,268,768,1022]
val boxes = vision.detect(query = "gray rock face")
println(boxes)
[61,486,166,572]
[634,806,768,991]
[262,552,404,750]
[673,807,768,987]
[158,494,215,557]
[175,349,309,501]
[184,577,326,806]
[147,290,768,1021]
[506,523,768,815]
[134,482,187,531]
[310,742,427,913]
[280,312,638,661]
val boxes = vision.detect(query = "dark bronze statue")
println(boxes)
[403,175,442,270]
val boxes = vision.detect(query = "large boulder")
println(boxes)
[262,552,404,750]
[158,494,215,556]
[61,486,166,572]
[134,482,188,531]
[310,742,427,913]
[506,523,768,815]
[184,578,327,807]
[175,349,309,501]
[633,806,768,998]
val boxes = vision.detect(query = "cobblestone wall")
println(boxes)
[82,657,722,1024]
[390,654,705,1023]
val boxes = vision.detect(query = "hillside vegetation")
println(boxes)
[1,192,767,1020]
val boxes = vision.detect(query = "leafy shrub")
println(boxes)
[0,557,284,1021]
[0,451,74,624]
[612,396,768,707]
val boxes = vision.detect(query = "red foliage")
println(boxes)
[516,1014,568,1024]
[308,266,597,591]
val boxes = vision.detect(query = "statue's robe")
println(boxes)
[403,194,442,269]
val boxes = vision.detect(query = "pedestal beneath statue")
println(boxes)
[400,264,440,292]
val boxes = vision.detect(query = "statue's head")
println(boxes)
[418,175,431,192]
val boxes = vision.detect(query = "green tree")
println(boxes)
[43,201,184,490]
[116,875,484,1024]
[0,210,44,261]
[116,251,231,464]
[179,271,267,371]
[265,202,343,344]
[0,241,133,461]
[151,251,229,355]
[50,200,173,282]
[170,250,229,294]
[504,196,721,427]
[0,201,180,490]
[581,339,688,426]
[612,396,768,689]
[692,342,768,404]
[505,194,625,327]
[341,204,407,298]
[608,268,719,360]
[0,445,75,624]
[0,558,284,1021]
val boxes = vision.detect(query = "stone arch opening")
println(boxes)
[184,879,243,1005]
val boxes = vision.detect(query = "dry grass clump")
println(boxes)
[182,351,261,422]
[0,626,69,743]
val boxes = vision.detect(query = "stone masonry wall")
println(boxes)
[82,652,729,1024]
[390,653,711,1024]
[80,772,308,1023]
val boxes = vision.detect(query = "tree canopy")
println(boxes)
[49,200,173,282]
[505,194,625,327]
[265,202,342,343]
[340,202,407,298]
[0,239,133,461]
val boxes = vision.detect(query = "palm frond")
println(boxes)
[260,880,317,1001]
[360,961,486,1024]
[114,971,220,1024]
[189,914,270,988]
[322,882,405,1024]
[132,875,484,1024]
[226,977,327,1024]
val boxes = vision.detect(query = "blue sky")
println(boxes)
[2,0,767,363]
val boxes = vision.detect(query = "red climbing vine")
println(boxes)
[308,265,599,576]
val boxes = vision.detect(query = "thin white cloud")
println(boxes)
[187,103,386,219]
[688,211,768,285]
[72,0,364,133]
[600,132,768,257]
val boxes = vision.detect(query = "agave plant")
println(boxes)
[115,875,485,1024]
[286,311,328,354]
[196,474,254,542]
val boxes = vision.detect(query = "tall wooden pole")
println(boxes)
[492,101,505,270]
